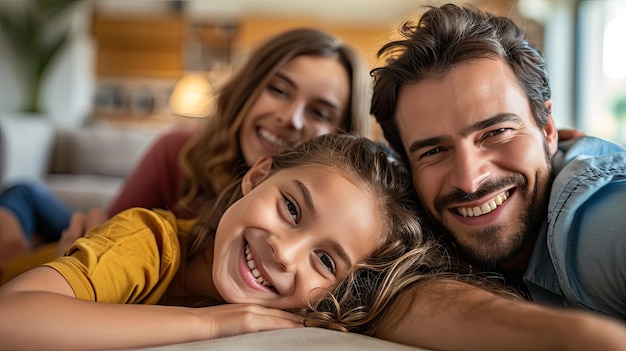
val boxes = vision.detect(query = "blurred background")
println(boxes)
[0,0,624,142]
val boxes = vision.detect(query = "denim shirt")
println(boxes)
[523,136,626,320]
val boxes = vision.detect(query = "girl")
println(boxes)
[0,27,371,275]
[0,134,431,351]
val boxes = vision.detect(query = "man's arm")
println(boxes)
[376,280,626,351]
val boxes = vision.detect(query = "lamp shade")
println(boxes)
[169,72,214,118]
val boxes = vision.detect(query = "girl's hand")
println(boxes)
[200,303,304,339]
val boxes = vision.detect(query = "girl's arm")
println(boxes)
[376,280,626,351]
[0,266,302,351]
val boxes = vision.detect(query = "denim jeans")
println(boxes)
[0,181,72,242]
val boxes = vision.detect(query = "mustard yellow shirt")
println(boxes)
[44,208,196,305]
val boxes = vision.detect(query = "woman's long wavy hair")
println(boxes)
[178,28,371,216]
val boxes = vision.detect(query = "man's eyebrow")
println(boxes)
[460,113,521,136]
[407,113,521,153]
[293,179,316,216]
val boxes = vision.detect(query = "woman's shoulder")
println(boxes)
[156,128,196,146]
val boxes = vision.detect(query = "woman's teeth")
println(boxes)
[456,190,510,217]
[245,244,273,287]
[258,129,285,149]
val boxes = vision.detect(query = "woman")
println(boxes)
[0,27,371,275]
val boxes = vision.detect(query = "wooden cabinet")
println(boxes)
[92,14,186,78]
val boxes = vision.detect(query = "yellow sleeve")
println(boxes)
[44,208,182,305]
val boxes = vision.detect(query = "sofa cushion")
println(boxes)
[50,126,162,177]
[45,174,123,212]
[131,328,425,351]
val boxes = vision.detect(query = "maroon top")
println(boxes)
[107,128,196,218]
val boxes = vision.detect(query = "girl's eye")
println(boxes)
[316,251,336,275]
[283,195,300,223]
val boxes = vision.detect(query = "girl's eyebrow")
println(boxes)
[293,179,316,215]
[293,179,352,269]
[328,241,353,269]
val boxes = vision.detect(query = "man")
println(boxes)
[371,2,626,321]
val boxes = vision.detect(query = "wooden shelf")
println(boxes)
[92,14,186,78]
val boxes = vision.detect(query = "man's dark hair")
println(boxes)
[370,3,551,157]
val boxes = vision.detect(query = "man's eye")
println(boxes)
[485,128,509,137]
[316,251,336,274]
[421,147,443,158]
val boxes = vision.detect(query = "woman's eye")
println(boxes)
[283,195,299,223]
[316,251,336,275]
[268,84,288,98]
[310,107,332,122]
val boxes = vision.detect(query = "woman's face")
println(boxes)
[239,55,351,166]
[211,159,383,309]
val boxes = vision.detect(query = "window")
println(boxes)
[577,0,626,145]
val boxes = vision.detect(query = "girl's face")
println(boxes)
[239,55,351,166]
[211,158,383,309]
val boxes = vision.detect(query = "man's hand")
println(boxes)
[56,209,108,256]
[558,129,585,141]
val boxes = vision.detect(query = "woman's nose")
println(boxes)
[278,102,305,131]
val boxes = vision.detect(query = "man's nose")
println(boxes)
[449,146,491,194]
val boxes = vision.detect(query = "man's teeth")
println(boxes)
[245,244,273,287]
[456,191,510,217]
[258,129,285,148]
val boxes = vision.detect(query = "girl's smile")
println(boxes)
[209,158,383,310]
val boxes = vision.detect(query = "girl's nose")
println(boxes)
[267,232,305,273]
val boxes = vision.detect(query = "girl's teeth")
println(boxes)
[245,244,273,288]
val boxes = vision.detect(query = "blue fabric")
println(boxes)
[524,136,626,320]
[0,181,72,242]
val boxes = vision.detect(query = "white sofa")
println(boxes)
[45,125,165,211]
[131,328,428,351]
[0,116,166,212]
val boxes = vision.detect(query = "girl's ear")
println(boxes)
[242,157,273,195]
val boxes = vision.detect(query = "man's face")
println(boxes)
[395,58,558,268]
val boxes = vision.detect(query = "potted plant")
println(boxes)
[0,0,82,114]
[0,0,83,184]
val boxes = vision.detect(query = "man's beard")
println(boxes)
[432,147,553,269]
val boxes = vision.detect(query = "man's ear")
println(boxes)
[242,157,273,195]
[543,100,559,156]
